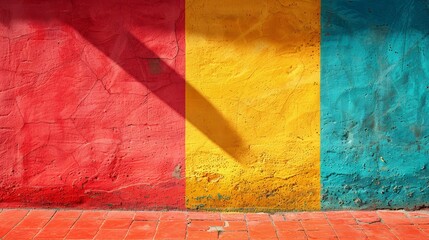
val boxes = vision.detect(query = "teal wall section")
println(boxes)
[321,0,429,209]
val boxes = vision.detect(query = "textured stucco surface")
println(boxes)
[0,0,185,209]
[0,0,428,211]
[321,0,429,209]
[186,0,321,211]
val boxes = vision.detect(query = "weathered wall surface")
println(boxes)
[321,0,429,209]
[0,0,185,209]
[0,0,428,211]
[185,0,320,211]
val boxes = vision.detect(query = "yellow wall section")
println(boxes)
[186,0,320,211]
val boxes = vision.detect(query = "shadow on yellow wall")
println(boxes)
[186,0,321,210]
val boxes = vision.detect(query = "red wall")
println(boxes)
[0,0,185,209]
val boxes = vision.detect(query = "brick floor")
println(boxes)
[0,209,428,239]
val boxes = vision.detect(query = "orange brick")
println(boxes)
[53,210,82,219]
[65,228,98,239]
[101,219,132,229]
[73,219,104,229]
[277,230,307,240]
[94,229,128,239]
[246,213,271,221]
[188,212,221,220]
[3,227,40,240]
[188,220,224,231]
[224,220,247,231]
[187,230,218,240]
[221,213,245,221]
[106,210,135,219]
[35,227,70,238]
[134,211,161,221]
[219,231,249,240]
[159,211,187,221]
[274,220,303,231]
[154,221,186,239]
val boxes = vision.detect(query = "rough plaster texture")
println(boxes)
[186,0,320,211]
[0,0,428,211]
[0,0,185,209]
[321,0,429,209]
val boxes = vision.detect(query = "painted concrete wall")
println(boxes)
[0,0,428,210]
[186,0,320,211]
[321,0,429,210]
[0,0,186,209]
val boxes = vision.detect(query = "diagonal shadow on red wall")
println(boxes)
[0,0,245,161]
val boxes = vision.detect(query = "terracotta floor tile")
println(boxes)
[65,228,99,239]
[329,218,358,225]
[383,218,413,225]
[129,220,157,230]
[125,229,156,239]
[248,221,277,239]
[275,220,303,231]
[336,236,367,240]
[325,211,353,219]
[80,211,108,219]
[0,219,23,229]
[188,212,221,220]
[154,221,187,239]
[16,217,50,229]
[331,224,363,232]
[73,219,104,229]
[221,213,246,221]
[44,218,77,229]
[352,211,379,219]
[408,212,429,218]
[356,217,382,224]
[271,214,285,221]
[187,220,225,231]
[0,226,12,238]
[277,230,307,240]
[411,217,429,225]
[0,209,427,240]
[301,218,331,225]
[3,227,41,240]
[302,223,333,231]
[100,219,132,229]
[219,231,249,240]
[363,229,398,239]
[27,210,56,219]
[306,230,337,239]
[246,213,271,221]
[187,230,218,240]
[35,227,70,238]
[377,211,408,219]
[224,220,247,231]
[297,212,327,220]
[126,221,157,239]
[0,209,29,220]
[248,230,277,238]
[53,210,82,219]
[94,229,128,239]
[106,210,135,219]
[159,211,187,221]
[390,225,427,238]
[335,229,367,239]
[284,213,301,221]
[134,211,161,221]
